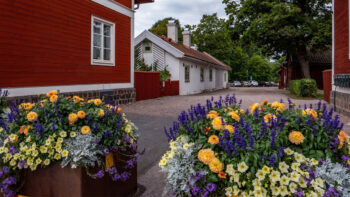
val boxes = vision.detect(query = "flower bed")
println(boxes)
[0,90,143,197]
[160,95,350,196]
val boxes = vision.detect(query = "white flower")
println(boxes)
[279,186,289,196]
[284,147,294,155]
[290,172,300,182]
[289,182,297,193]
[280,175,290,185]
[271,186,280,196]
[279,161,289,173]
[269,170,281,182]
[237,161,248,173]
[256,170,265,181]
[226,164,235,176]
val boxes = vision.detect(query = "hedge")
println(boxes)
[289,78,317,97]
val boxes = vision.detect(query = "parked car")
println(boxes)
[242,81,250,87]
[233,81,242,87]
[250,80,259,87]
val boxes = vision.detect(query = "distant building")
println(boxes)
[279,48,331,90]
[135,21,231,95]
[332,0,350,116]
[0,0,152,103]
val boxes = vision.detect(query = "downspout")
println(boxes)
[332,0,336,110]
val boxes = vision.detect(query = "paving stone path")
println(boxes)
[121,87,350,197]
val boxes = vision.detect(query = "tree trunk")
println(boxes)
[296,46,311,78]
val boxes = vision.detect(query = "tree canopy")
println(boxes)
[149,17,184,43]
[223,0,332,78]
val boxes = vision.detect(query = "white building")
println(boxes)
[135,21,231,95]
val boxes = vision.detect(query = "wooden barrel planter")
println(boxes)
[19,155,137,197]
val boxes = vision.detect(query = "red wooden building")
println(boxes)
[0,0,152,104]
[279,48,331,90]
[332,0,350,116]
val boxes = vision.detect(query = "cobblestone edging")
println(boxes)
[6,88,136,105]
[330,90,350,117]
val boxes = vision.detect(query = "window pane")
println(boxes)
[104,25,111,36]
[93,22,101,34]
[104,36,111,49]
[104,49,111,60]
[93,47,101,60]
[94,34,101,47]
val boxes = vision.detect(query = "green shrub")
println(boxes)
[300,78,317,97]
[159,66,171,81]
[289,80,301,96]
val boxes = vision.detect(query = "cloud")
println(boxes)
[134,0,227,36]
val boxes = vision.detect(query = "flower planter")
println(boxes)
[19,162,137,197]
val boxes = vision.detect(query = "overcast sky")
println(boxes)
[134,0,227,36]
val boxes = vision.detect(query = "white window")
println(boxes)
[91,16,115,66]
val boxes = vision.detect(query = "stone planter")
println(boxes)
[19,162,137,197]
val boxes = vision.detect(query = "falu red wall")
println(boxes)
[334,0,350,74]
[0,0,131,88]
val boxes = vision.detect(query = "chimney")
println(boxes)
[167,20,178,43]
[182,29,191,47]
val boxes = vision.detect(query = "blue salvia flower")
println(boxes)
[271,128,276,149]
[269,154,276,167]
[309,103,313,109]
[35,119,44,137]
[317,100,322,111]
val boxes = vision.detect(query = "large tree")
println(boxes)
[149,17,183,43]
[223,0,332,78]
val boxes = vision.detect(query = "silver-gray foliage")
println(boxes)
[61,132,104,168]
[160,135,202,196]
[316,158,350,196]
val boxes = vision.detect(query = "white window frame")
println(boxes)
[91,15,115,66]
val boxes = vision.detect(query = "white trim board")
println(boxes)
[92,0,134,18]
[5,83,134,97]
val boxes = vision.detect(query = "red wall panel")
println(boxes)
[0,0,131,88]
[334,0,350,74]
[160,81,179,97]
[134,71,160,101]
[323,69,332,103]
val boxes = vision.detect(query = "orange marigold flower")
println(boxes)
[20,125,32,135]
[208,135,219,145]
[46,90,58,97]
[73,96,81,103]
[27,112,38,122]
[272,102,286,111]
[87,99,95,103]
[289,131,305,145]
[77,111,86,119]
[338,130,348,149]
[209,158,224,173]
[264,114,277,123]
[206,113,218,119]
[49,95,58,102]
[249,103,259,114]
[228,111,240,122]
[81,126,91,135]
[98,109,105,117]
[261,99,268,106]
[212,117,225,130]
[68,113,78,125]
[197,149,215,165]
[117,107,123,114]
[218,171,227,179]
[224,125,235,133]
[302,109,318,120]
[94,99,102,106]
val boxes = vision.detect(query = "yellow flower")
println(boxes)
[59,131,67,138]
[57,137,64,144]
[43,159,50,166]
[302,109,318,120]
[61,150,69,157]
[35,158,42,165]
[237,161,248,173]
[40,146,48,153]
[81,126,91,135]
[10,159,16,166]
[228,111,240,122]
[73,96,81,103]
[264,114,276,123]
[98,109,105,117]
[183,143,190,149]
[70,131,77,138]
[9,134,18,143]
[88,99,95,103]
[262,165,271,175]
[271,102,286,111]
[212,117,225,130]
[206,110,218,119]
[261,99,268,106]
[27,112,38,122]
[54,153,61,160]
[249,103,259,114]
[45,139,51,146]
[289,131,305,145]
[49,95,58,102]
[159,158,167,167]
[208,135,219,145]
[77,111,86,119]
[46,90,58,97]
[224,125,235,133]
[94,99,102,106]
[198,149,215,165]
[68,113,78,125]
[209,158,224,173]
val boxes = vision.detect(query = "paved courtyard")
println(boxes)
[121,87,350,197]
